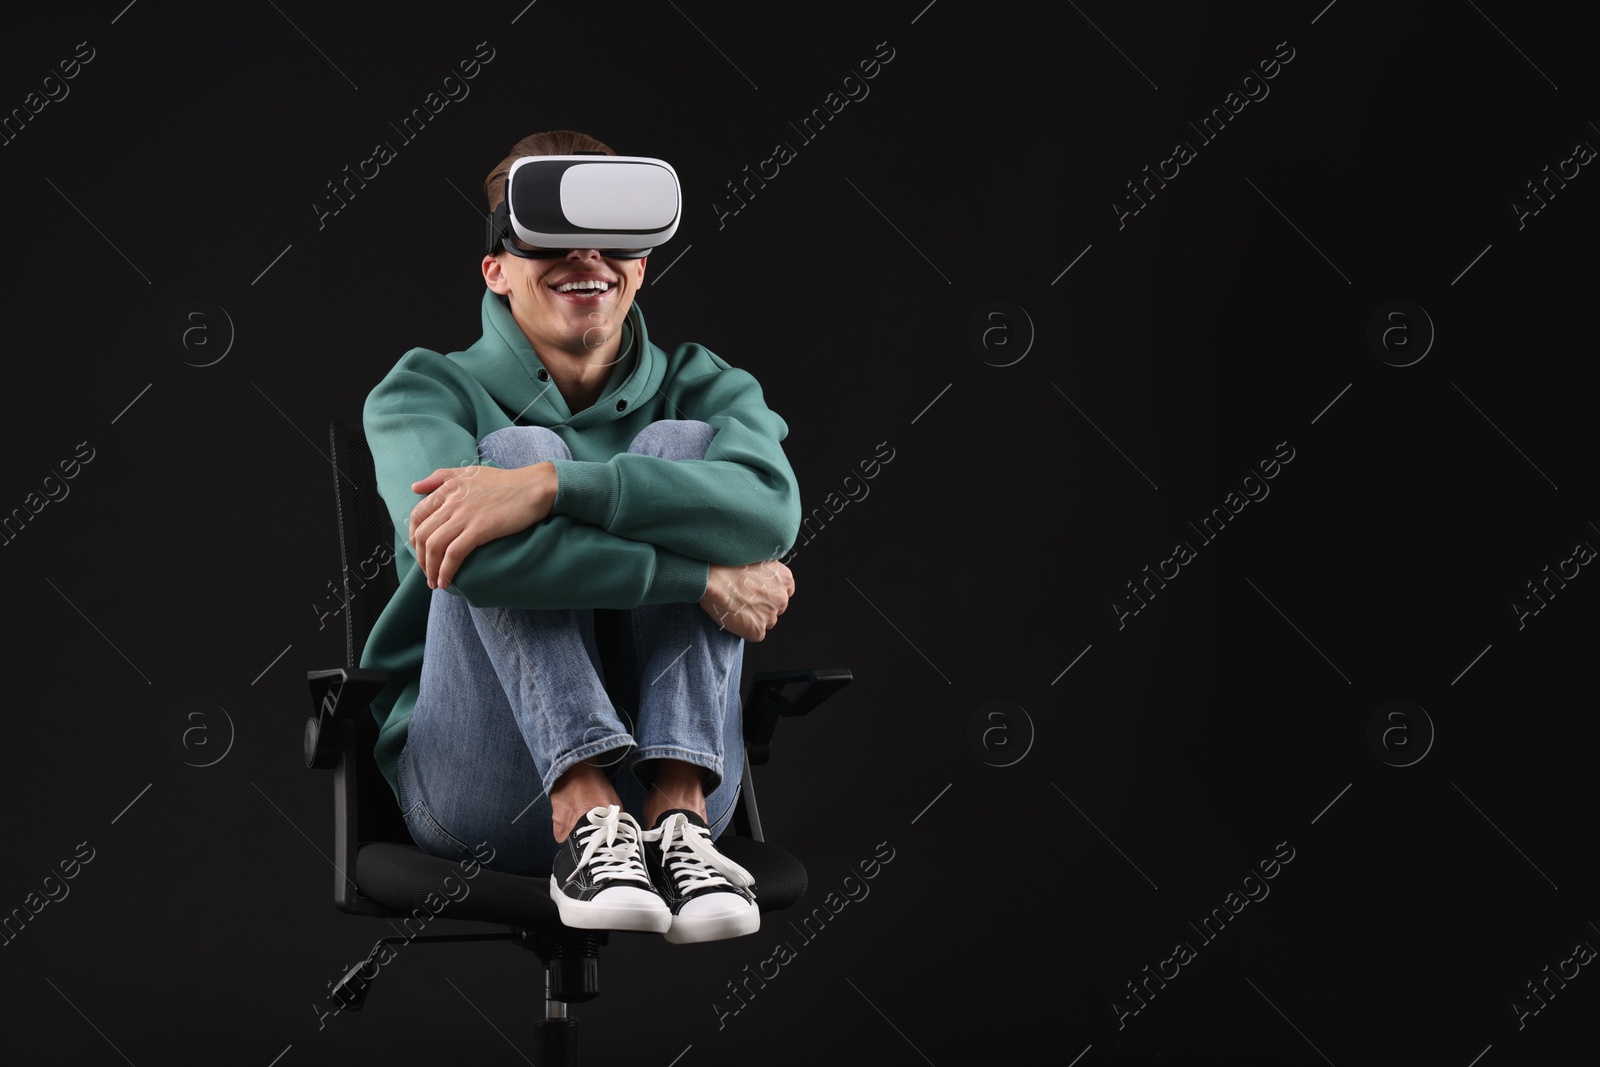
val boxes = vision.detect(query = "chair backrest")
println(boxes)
[328,421,411,846]
[330,421,402,668]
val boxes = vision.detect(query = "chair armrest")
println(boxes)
[305,667,392,915]
[732,667,851,841]
[743,667,851,766]
[305,667,389,769]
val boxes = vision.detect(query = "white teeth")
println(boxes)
[554,280,611,293]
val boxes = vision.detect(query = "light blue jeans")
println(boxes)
[396,420,746,877]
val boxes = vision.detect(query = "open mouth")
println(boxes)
[550,280,614,300]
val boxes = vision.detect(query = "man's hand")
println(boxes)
[699,559,795,642]
[408,463,558,590]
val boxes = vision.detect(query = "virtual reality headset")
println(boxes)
[484,154,681,259]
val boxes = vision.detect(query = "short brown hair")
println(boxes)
[484,130,616,212]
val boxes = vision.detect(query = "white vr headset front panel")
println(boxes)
[507,155,681,250]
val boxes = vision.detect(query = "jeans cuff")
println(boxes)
[629,745,724,796]
[544,734,636,797]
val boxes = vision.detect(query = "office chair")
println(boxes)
[303,420,850,1065]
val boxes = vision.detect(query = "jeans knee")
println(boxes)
[628,419,716,461]
[479,425,572,467]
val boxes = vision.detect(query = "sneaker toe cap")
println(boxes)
[594,885,667,910]
[679,890,756,918]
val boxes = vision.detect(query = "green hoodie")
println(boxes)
[361,289,801,801]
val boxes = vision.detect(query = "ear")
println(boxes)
[631,256,648,286]
[482,254,513,295]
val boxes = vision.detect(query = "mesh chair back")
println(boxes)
[330,421,402,667]
[329,421,410,845]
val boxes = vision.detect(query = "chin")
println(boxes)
[578,325,616,353]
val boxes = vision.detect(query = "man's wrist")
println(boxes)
[536,461,559,512]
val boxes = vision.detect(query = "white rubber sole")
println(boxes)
[664,903,761,944]
[549,876,671,934]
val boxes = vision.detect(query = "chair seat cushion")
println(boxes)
[354,836,807,927]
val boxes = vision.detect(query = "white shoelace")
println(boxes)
[565,805,652,887]
[649,813,756,896]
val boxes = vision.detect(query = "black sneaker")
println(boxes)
[644,809,759,944]
[549,805,670,933]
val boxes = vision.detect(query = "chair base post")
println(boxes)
[535,1017,579,1065]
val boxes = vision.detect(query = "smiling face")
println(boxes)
[482,243,648,365]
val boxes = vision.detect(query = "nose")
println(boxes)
[565,248,604,261]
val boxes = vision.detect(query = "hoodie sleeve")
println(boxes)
[546,346,802,566]
[364,352,710,609]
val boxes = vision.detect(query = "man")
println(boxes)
[361,130,799,944]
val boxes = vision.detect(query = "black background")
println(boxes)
[2,1,1596,1064]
